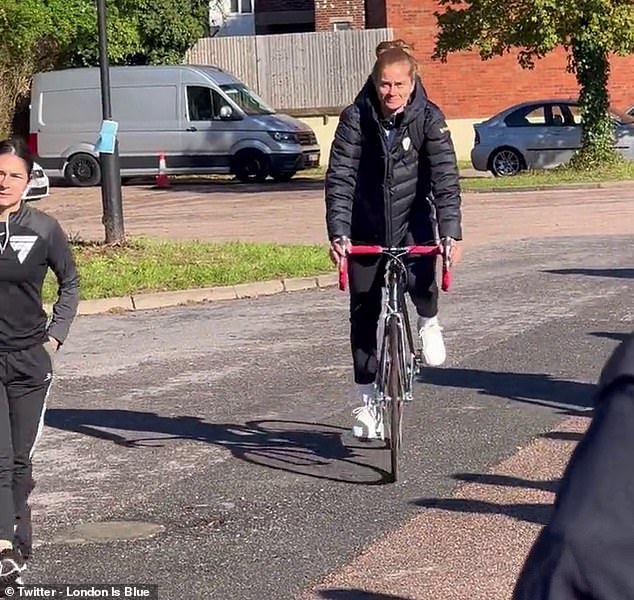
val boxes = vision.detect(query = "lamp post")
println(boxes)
[96,0,125,243]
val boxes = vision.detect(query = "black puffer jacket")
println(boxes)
[325,76,462,246]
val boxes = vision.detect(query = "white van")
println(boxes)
[28,64,321,186]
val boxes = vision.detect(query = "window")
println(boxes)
[550,105,567,126]
[567,104,584,125]
[229,0,253,14]
[333,21,352,31]
[186,86,232,121]
[220,84,275,115]
[505,106,546,127]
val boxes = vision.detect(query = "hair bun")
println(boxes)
[375,39,415,58]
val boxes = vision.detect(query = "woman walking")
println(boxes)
[0,137,79,588]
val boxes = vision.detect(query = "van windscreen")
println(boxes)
[220,84,275,115]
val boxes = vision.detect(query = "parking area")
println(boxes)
[35,179,634,247]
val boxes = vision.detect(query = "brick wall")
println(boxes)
[385,0,634,119]
[315,0,366,30]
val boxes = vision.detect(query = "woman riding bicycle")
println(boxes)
[325,40,463,439]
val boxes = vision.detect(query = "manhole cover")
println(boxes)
[54,520,164,544]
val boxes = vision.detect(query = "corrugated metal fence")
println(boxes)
[185,28,394,113]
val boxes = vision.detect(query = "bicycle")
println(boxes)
[338,241,452,482]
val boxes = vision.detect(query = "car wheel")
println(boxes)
[64,153,101,187]
[232,150,270,183]
[271,170,296,182]
[490,148,524,177]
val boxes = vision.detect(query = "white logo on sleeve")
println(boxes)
[9,235,38,263]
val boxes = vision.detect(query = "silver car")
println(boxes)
[470,99,634,176]
[23,161,50,201]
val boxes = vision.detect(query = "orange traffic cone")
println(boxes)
[156,152,170,188]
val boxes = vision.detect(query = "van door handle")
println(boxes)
[186,126,197,132]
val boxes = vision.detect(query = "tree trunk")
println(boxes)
[570,38,620,169]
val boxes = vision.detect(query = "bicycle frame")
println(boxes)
[377,251,418,406]
[339,244,451,405]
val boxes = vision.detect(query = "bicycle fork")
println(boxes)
[376,280,417,408]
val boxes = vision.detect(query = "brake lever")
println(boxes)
[442,237,454,268]
[441,237,454,291]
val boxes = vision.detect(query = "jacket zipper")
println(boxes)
[380,128,393,246]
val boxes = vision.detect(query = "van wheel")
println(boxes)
[65,153,101,187]
[271,170,296,182]
[233,150,269,183]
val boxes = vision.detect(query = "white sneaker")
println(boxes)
[418,315,446,366]
[351,383,384,440]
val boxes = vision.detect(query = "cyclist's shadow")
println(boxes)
[44,409,393,486]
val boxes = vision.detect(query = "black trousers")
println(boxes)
[0,343,51,559]
[349,254,438,385]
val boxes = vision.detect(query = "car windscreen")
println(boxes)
[220,84,275,115]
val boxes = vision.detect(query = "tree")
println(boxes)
[49,0,141,68]
[63,0,209,67]
[0,0,50,136]
[0,0,140,136]
[433,0,634,169]
[125,0,210,65]
[0,0,210,136]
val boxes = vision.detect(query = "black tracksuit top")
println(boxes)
[0,203,79,352]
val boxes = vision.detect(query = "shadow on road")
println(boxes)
[589,330,632,343]
[411,497,552,525]
[408,472,558,526]
[540,430,584,442]
[44,411,393,485]
[408,417,589,526]
[130,177,325,195]
[416,367,596,412]
[451,472,558,494]
[318,590,413,600]
[545,267,634,279]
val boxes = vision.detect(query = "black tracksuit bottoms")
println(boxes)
[0,343,51,559]
[349,253,438,385]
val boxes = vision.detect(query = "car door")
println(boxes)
[505,104,552,169]
[180,85,240,173]
[540,103,582,167]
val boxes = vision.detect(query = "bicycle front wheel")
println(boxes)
[386,315,404,482]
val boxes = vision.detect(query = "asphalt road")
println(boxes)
[23,234,634,599]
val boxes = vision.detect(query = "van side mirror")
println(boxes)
[219,106,234,120]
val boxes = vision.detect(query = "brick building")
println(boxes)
[255,0,314,34]
[312,0,634,119]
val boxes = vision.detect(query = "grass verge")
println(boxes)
[43,239,333,303]
[460,161,634,191]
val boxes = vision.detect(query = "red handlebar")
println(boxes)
[338,256,349,290]
[337,245,451,292]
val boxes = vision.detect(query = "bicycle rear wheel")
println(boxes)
[386,315,404,482]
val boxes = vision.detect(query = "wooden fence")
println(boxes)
[185,28,394,114]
